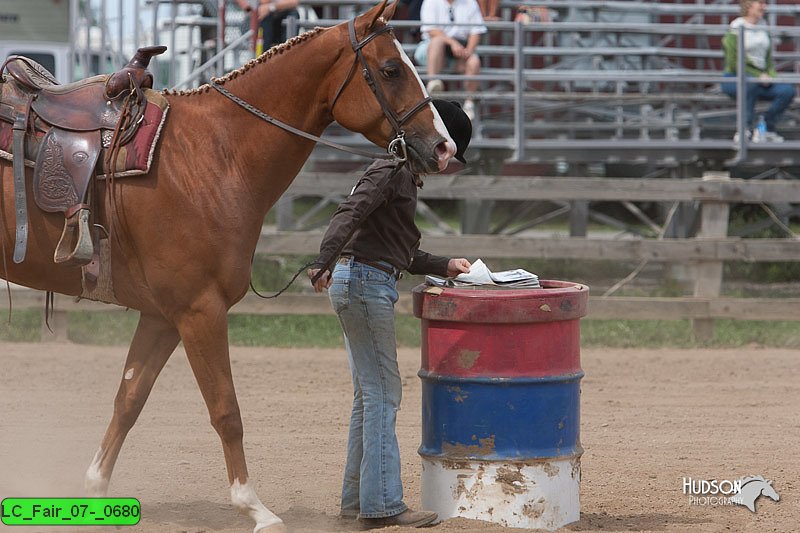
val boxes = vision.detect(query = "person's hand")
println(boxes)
[759,73,773,86]
[449,40,467,58]
[258,1,277,18]
[307,268,332,293]
[446,258,471,278]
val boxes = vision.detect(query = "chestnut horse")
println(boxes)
[0,1,455,531]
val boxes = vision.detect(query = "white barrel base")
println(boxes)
[421,457,580,530]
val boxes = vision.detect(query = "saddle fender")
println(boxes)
[33,128,101,213]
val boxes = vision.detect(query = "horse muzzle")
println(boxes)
[435,138,457,171]
[407,137,456,174]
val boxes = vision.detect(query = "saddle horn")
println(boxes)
[105,45,168,100]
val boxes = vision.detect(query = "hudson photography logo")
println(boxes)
[682,476,780,513]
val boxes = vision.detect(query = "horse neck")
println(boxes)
[215,28,346,212]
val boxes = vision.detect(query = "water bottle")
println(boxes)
[755,115,767,142]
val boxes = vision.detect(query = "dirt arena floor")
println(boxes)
[1,341,797,533]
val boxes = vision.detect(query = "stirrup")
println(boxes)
[54,208,94,266]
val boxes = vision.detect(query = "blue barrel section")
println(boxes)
[419,372,584,461]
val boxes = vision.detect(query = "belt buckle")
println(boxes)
[337,256,351,265]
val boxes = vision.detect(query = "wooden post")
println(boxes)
[569,201,589,237]
[692,171,731,342]
[460,148,510,234]
[275,195,295,230]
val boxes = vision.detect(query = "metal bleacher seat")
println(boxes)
[289,0,800,169]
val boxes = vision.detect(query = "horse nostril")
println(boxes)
[435,140,452,160]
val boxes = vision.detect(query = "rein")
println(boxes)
[210,17,431,163]
[211,83,400,161]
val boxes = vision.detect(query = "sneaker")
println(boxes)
[763,131,785,143]
[358,509,438,529]
[426,79,444,94]
[462,99,476,121]
[733,130,752,143]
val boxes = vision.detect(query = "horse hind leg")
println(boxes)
[177,303,284,533]
[85,313,180,496]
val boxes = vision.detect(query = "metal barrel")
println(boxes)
[412,281,589,530]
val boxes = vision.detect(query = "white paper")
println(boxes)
[427,259,541,289]
[453,259,494,285]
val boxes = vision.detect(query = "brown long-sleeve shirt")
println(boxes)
[313,160,450,277]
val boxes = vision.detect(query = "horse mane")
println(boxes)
[740,475,767,486]
[163,27,327,97]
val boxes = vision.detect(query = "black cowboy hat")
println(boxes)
[432,99,472,164]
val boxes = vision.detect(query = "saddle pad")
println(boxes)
[0,88,169,178]
[99,89,170,177]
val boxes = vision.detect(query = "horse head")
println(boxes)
[759,479,780,502]
[328,0,457,174]
[736,476,780,513]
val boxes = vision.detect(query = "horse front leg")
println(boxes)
[176,300,284,533]
[86,313,180,496]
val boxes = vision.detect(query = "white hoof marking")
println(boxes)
[85,448,109,497]
[230,479,282,533]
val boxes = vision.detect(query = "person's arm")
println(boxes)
[765,40,777,78]
[258,0,299,16]
[722,31,738,74]
[426,28,469,57]
[419,0,443,39]
[308,163,397,291]
[464,32,481,57]
[408,250,470,277]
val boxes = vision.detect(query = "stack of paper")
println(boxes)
[426,259,540,289]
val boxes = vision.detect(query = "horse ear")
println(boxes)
[379,0,399,22]
[359,0,394,31]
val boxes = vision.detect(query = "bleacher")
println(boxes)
[280,0,800,171]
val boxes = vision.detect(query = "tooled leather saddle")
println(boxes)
[0,45,166,267]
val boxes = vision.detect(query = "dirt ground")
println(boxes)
[0,341,797,533]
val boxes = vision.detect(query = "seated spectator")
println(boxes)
[721,0,795,142]
[414,0,487,120]
[235,0,300,50]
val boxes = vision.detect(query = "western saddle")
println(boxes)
[0,45,167,267]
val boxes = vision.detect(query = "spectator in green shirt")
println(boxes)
[720,0,794,142]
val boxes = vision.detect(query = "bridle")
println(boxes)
[211,17,432,163]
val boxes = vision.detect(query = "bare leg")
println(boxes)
[85,313,180,496]
[426,35,448,79]
[464,55,481,93]
[177,299,283,533]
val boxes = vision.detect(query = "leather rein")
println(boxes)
[211,18,432,163]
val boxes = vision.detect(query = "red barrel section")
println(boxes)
[413,280,589,379]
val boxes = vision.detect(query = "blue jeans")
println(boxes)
[328,258,407,519]
[720,73,795,131]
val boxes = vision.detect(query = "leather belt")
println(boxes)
[339,255,402,280]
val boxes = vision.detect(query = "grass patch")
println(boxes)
[67,311,139,345]
[3,310,799,350]
[0,310,42,342]
[582,319,800,348]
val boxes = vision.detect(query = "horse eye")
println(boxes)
[381,66,401,79]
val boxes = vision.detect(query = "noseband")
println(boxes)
[211,18,432,162]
